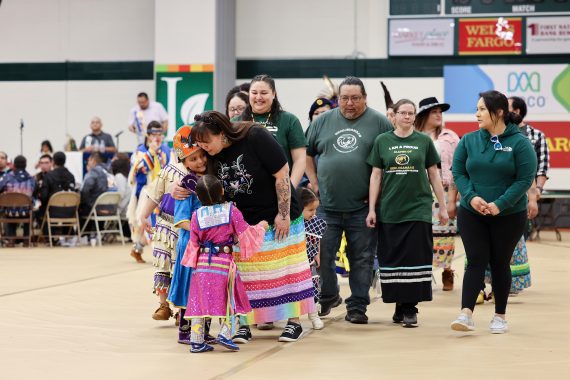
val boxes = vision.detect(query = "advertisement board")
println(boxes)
[389,18,455,56]
[526,16,570,55]
[458,17,522,55]
[155,64,214,141]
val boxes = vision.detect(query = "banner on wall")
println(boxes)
[155,64,214,141]
[458,17,522,55]
[444,64,570,169]
[446,121,570,169]
[388,18,455,56]
[526,16,570,55]
[444,64,570,115]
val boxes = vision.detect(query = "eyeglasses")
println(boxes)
[339,96,363,103]
[490,135,503,151]
[396,111,415,117]
[228,106,246,113]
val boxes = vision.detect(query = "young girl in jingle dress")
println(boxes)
[181,175,268,353]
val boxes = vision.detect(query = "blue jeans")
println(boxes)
[317,206,377,313]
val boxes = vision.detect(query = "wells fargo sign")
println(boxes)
[459,17,522,55]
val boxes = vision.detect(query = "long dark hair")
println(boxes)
[196,174,225,206]
[479,90,523,126]
[191,111,254,144]
[414,108,443,139]
[241,74,283,124]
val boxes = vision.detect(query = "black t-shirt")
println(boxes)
[213,126,301,225]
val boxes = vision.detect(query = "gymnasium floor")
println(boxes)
[1,232,569,380]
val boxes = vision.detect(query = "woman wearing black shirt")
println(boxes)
[191,111,316,343]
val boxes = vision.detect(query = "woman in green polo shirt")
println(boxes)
[366,99,448,328]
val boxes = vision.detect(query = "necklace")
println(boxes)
[253,112,271,128]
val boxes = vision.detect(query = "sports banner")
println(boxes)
[444,64,570,115]
[444,64,570,169]
[155,64,214,141]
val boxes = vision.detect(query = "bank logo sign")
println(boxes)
[444,64,570,114]
[458,18,522,55]
[389,18,455,56]
[155,64,214,141]
[526,16,570,55]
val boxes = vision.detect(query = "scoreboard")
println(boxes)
[446,0,570,15]
[390,0,570,16]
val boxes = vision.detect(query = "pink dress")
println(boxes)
[181,202,265,319]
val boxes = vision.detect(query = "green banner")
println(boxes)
[155,68,214,142]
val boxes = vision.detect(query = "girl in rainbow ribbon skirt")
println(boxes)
[181,175,268,353]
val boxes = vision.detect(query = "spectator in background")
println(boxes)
[508,96,550,194]
[79,152,109,217]
[38,151,76,216]
[80,117,117,155]
[128,92,168,145]
[308,98,333,123]
[0,155,36,242]
[111,153,132,239]
[0,151,11,178]
[33,154,53,215]
[225,90,248,119]
[35,140,53,170]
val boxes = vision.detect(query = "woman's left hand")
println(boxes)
[438,207,449,226]
[487,202,500,216]
[273,214,290,242]
[527,199,539,219]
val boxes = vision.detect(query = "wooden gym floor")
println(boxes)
[1,232,568,380]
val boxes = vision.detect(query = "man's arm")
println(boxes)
[306,155,318,195]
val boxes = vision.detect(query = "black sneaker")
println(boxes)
[392,304,403,323]
[318,295,343,317]
[344,309,369,324]
[232,326,252,344]
[402,306,418,328]
[278,322,303,342]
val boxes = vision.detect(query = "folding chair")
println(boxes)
[40,191,81,247]
[79,192,125,246]
[0,192,34,247]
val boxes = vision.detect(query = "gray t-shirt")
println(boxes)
[80,132,115,151]
[306,107,393,212]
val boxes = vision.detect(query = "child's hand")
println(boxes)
[259,220,269,231]
[315,252,320,268]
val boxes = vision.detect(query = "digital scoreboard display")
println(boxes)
[390,0,441,15]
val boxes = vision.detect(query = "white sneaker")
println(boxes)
[308,312,324,330]
[489,316,508,334]
[450,313,475,331]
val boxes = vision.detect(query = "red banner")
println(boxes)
[458,18,522,55]
[446,121,570,168]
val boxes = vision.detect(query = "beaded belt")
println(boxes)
[158,212,174,224]
[200,245,233,254]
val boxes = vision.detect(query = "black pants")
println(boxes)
[458,207,527,314]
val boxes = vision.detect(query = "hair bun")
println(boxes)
[506,111,523,125]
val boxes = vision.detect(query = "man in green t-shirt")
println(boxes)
[306,76,393,324]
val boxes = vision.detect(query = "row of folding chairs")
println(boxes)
[0,191,125,247]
